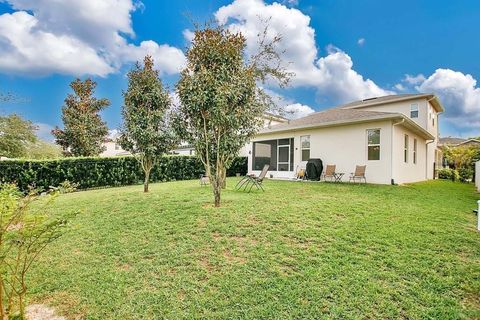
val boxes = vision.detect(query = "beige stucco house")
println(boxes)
[246,94,445,184]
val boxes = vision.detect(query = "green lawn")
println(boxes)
[28,179,479,319]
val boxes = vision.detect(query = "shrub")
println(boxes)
[438,168,459,181]
[458,167,473,182]
[0,156,248,192]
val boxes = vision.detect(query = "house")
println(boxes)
[439,137,480,148]
[246,94,445,184]
[100,133,130,157]
[99,113,288,158]
[171,142,195,155]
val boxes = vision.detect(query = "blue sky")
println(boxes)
[0,0,479,140]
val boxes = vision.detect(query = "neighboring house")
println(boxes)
[100,113,287,158]
[100,133,130,157]
[439,137,480,148]
[438,137,480,168]
[246,93,445,184]
[171,142,195,155]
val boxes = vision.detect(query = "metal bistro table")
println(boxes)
[333,172,344,182]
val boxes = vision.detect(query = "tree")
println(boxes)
[175,26,290,207]
[119,56,177,193]
[0,184,75,319]
[52,79,110,157]
[0,114,37,158]
[26,140,63,159]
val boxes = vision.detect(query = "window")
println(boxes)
[404,135,409,163]
[367,129,380,160]
[252,138,294,171]
[114,143,120,150]
[410,104,418,118]
[300,135,310,161]
[413,139,417,164]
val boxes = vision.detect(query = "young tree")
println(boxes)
[175,26,290,207]
[119,56,177,193]
[52,79,110,157]
[0,114,37,158]
[0,184,75,319]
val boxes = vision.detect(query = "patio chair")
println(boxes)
[199,174,209,186]
[235,164,269,192]
[349,165,367,183]
[322,164,336,182]
[295,161,308,180]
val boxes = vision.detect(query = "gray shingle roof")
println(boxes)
[438,137,467,146]
[338,94,432,109]
[259,108,400,133]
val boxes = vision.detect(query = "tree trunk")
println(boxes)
[213,180,221,207]
[221,166,227,189]
[0,277,5,320]
[144,168,151,193]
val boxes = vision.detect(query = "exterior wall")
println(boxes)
[354,97,440,180]
[391,124,429,184]
[356,97,440,136]
[100,141,130,157]
[476,161,480,192]
[247,120,394,184]
[172,148,195,155]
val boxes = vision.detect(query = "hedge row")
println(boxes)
[0,156,248,192]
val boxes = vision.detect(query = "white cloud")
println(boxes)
[417,68,480,129]
[357,38,365,46]
[394,83,406,91]
[215,0,391,103]
[283,103,315,119]
[182,29,195,42]
[404,73,426,85]
[0,0,185,76]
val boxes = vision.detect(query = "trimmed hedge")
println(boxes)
[0,156,247,192]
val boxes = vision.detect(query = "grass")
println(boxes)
[27,178,479,319]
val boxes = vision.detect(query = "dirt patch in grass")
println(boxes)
[223,249,246,264]
[26,304,65,320]
[33,291,86,320]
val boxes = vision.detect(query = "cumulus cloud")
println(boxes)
[404,73,426,85]
[0,0,185,76]
[283,103,315,119]
[357,38,365,46]
[215,0,391,103]
[417,68,480,129]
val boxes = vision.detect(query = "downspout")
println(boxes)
[391,119,405,185]
[426,96,441,180]
[426,139,435,179]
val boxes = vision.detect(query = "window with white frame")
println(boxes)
[410,104,419,118]
[413,138,417,164]
[404,134,409,163]
[367,129,380,160]
[300,135,310,161]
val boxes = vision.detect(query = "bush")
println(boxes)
[0,156,247,192]
[458,167,473,182]
[438,168,459,181]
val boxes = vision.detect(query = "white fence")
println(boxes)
[476,161,480,192]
